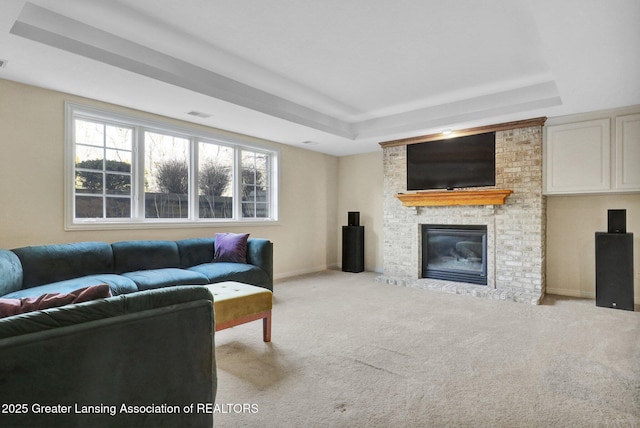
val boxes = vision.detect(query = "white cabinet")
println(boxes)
[544,110,640,195]
[545,118,610,194]
[615,113,640,190]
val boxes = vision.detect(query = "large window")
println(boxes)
[66,103,278,228]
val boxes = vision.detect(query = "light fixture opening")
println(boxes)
[187,111,211,118]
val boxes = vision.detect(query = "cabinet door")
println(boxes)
[545,118,611,194]
[615,113,640,191]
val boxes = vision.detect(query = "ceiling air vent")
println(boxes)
[187,110,211,118]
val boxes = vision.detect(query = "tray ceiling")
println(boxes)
[1,0,638,155]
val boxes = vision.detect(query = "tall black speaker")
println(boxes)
[342,226,364,273]
[595,232,634,311]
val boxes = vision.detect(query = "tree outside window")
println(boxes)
[144,132,189,219]
[241,150,269,218]
[198,142,233,218]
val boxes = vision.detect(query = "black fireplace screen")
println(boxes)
[422,225,487,285]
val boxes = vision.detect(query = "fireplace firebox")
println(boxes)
[422,225,487,285]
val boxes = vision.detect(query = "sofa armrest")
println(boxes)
[0,249,23,297]
[246,239,273,286]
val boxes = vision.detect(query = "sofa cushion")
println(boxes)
[176,237,216,268]
[122,268,209,291]
[112,240,181,273]
[189,262,270,289]
[1,274,138,299]
[214,233,250,263]
[0,250,23,296]
[11,242,114,289]
[0,284,112,318]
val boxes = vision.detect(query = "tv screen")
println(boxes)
[406,132,495,191]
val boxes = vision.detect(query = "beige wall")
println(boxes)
[546,194,640,303]
[336,151,384,272]
[0,79,338,280]
[3,78,638,299]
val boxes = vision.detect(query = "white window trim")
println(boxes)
[65,102,279,230]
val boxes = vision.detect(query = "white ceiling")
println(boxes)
[1,0,639,156]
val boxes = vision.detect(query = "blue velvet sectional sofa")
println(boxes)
[0,237,271,427]
[0,237,273,299]
[0,286,217,427]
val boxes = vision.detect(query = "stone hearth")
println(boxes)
[377,124,546,304]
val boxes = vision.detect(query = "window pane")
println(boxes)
[255,188,268,203]
[106,149,132,173]
[241,202,255,218]
[241,150,270,218]
[144,132,189,219]
[74,117,134,221]
[76,196,103,218]
[76,171,103,194]
[76,145,104,166]
[106,197,131,218]
[198,142,233,219]
[106,173,131,195]
[75,120,104,147]
[105,125,132,150]
[255,203,269,218]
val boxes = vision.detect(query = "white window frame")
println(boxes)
[65,102,279,230]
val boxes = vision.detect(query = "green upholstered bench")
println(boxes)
[205,282,272,342]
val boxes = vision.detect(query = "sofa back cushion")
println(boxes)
[176,238,216,268]
[112,240,181,273]
[0,250,23,296]
[11,242,114,290]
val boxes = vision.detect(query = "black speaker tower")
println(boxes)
[595,209,634,311]
[343,212,364,273]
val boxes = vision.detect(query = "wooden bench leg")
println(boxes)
[263,310,271,342]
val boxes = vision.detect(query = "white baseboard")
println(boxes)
[274,265,331,281]
[274,264,382,281]
[546,287,595,299]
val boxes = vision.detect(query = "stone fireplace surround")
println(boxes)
[377,120,546,304]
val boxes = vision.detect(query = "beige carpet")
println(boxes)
[214,270,640,427]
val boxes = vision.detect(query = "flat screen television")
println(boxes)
[406,132,495,191]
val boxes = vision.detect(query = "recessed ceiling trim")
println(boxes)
[8,2,569,149]
[379,116,548,148]
[353,81,561,139]
[10,2,356,139]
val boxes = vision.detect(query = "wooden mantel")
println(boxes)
[395,189,513,207]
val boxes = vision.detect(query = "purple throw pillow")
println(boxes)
[0,284,112,318]
[214,233,250,263]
